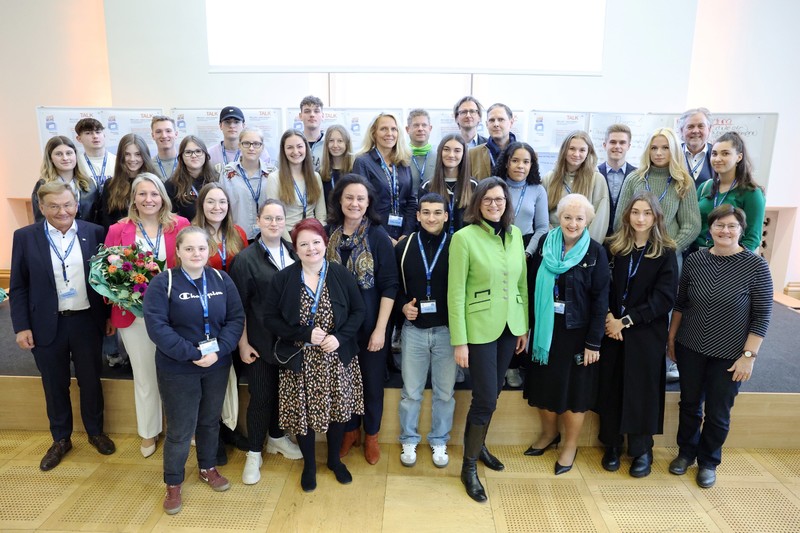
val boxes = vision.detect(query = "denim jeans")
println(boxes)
[398,321,457,446]
[675,343,741,469]
[157,363,230,485]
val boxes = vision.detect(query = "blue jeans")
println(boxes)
[398,321,457,446]
[157,363,230,485]
[675,343,741,469]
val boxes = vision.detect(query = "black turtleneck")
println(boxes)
[394,226,450,329]
[484,218,506,244]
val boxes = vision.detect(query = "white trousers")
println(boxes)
[119,317,162,439]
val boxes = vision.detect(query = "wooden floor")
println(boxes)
[1,429,799,532]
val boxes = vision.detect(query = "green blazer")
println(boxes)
[448,221,529,345]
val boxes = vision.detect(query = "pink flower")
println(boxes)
[135,259,145,267]
[107,254,121,264]
[146,262,160,271]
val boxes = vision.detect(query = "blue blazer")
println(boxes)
[598,162,637,236]
[681,142,716,189]
[10,220,108,347]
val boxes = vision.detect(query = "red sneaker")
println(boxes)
[163,484,182,515]
[199,467,230,492]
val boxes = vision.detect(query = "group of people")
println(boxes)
[10,97,772,512]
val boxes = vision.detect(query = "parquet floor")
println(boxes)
[1,430,799,532]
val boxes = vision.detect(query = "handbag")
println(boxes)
[273,337,304,372]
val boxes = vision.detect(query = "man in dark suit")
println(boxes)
[453,96,488,148]
[678,107,716,189]
[598,124,637,236]
[10,181,116,471]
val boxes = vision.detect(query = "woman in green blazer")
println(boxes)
[448,176,529,503]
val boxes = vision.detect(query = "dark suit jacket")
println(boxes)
[598,161,637,236]
[682,142,716,189]
[10,220,108,347]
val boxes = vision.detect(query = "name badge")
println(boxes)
[554,301,566,314]
[59,287,77,300]
[420,300,437,314]
[388,214,403,227]
[198,337,220,355]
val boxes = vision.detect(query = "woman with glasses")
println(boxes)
[165,136,218,221]
[220,128,271,242]
[32,136,100,225]
[694,132,765,251]
[667,205,772,488]
[448,177,528,502]
[420,134,477,235]
[265,129,326,239]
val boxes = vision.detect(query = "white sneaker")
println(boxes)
[242,451,262,485]
[266,435,302,460]
[431,445,449,468]
[666,362,680,383]
[400,443,417,467]
[505,368,523,388]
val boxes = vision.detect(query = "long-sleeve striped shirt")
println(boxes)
[674,248,773,359]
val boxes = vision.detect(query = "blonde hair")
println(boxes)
[545,131,598,210]
[276,129,321,205]
[320,124,354,183]
[633,128,692,199]
[40,136,93,192]
[127,173,178,231]
[606,190,676,258]
[358,113,411,166]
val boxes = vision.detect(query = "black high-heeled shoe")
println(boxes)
[555,448,578,475]
[524,434,561,456]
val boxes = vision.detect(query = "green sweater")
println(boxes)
[613,166,701,252]
[695,180,766,251]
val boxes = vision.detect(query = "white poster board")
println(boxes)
[527,111,590,175]
[285,108,404,151]
[36,107,164,156]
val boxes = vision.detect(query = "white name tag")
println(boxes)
[554,301,565,314]
[388,214,403,227]
[59,287,77,300]
[198,337,220,355]
[420,300,437,314]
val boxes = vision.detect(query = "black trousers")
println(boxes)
[31,311,105,441]
[466,326,517,425]
[346,331,390,435]
[245,355,283,451]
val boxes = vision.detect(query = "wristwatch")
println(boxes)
[621,315,633,328]
[742,350,757,359]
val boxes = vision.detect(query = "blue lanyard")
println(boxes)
[553,241,566,300]
[219,235,227,269]
[258,238,286,269]
[447,190,456,235]
[221,142,240,165]
[300,259,328,326]
[137,223,162,257]
[293,179,308,218]
[155,156,177,180]
[238,164,263,212]
[412,153,427,178]
[563,179,572,194]
[44,222,78,284]
[513,182,529,218]
[684,152,704,177]
[330,169,338,190]
[488,150,496,168]
[643,173,672,204]
[83,152,108,189]
[417,231,447,300]
[714,179,737,208]
[621,243,647,315]
[376,150,399,215]
[180,268,211,338]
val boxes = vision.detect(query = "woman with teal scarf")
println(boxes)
[523,193,609,475]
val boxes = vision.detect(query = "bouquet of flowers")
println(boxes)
[88,243,165,318]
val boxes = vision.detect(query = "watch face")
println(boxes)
[744,351,753,358]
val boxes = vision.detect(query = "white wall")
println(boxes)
[688,0,800,288]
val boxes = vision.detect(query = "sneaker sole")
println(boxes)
[432,460,449,468]
[164,505,182,515]
[400,458,416,467]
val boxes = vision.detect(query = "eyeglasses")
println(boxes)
[712,223,741,231]
[262,216,285,223]
[44,202,77,212]
[241,141,263,149]
[183,149,204,158]
[482,196,507,206]
[458,109,479,116]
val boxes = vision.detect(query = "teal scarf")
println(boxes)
[532,227,590,364]
[410,143,432,156]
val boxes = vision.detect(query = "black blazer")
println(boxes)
[10,220,108,346]
[262,261,366,365]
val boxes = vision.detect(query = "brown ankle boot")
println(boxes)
[339,428,361,458]
[364,433,380,465]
